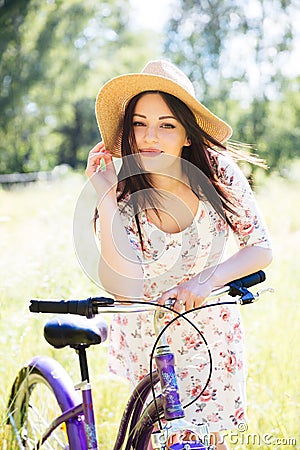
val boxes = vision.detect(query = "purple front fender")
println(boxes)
[27,355,87,450]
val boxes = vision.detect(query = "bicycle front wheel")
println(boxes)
[8,366,70,449]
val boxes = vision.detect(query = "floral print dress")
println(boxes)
[107,153,271,432]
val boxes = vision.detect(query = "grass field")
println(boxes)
[0,169,299,449]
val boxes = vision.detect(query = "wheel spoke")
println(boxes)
[9,371,69,450]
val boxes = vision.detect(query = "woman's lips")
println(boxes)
[139,148,163,156]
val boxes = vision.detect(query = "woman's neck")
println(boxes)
[151,172,188,195]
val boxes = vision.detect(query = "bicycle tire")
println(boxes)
[129,396,164,450]
[7,356,86,450]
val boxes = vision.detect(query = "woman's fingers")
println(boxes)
[86,142,113,177]
[158,289,177,305]
[158,290,206,312]
[90,141,105,153]
[89,143,111,162]
[85,141,119,201]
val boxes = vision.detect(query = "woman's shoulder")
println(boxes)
[209,150,241,185]
[117,193,141,229]
[117,193,143,242]
[117,193,134,215]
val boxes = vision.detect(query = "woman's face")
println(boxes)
[132,93,190,172]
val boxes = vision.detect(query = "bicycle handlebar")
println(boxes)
[29,270,266,318]
[226,269,265,291]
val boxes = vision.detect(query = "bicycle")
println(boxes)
[6,270,271,450]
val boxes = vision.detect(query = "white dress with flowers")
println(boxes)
[107,153,271,432]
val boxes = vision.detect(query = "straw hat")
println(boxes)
[95,60,232,157]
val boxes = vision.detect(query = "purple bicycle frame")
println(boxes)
[81,382,98,449]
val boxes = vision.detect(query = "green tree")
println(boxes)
[0,0,159,173]
[163,0,299,170]
[0,0,32,173]
[261,78,300,171]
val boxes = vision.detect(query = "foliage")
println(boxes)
[225,79,300,171]
[262,79,300,170]
[163,0,300,170]
[0,0,159,173]
[1,0,299,174]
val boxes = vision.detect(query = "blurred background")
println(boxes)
[0,1,299,448]
[1,0,299,176]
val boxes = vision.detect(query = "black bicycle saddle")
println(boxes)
[44,315,108,349]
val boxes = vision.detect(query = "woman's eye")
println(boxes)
[133,121,145,127]
[161,123,175,129]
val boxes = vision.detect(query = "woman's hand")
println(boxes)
[85,142,118,201]
[158,274,214,313]
[158,244,273,314]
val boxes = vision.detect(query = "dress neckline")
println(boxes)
[143,201,201,235]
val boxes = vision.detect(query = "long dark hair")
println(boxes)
[94,91,263,247]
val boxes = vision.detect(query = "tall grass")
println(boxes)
[0,169,299,449]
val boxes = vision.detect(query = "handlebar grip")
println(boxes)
[29,297,114,318]
[226,270,266,297]
[29,299,93,317]
[229,270,266,288]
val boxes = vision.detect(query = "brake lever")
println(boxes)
[254,287,275,299]
[237,287,274,305]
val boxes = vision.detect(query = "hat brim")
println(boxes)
[95,73,232,157]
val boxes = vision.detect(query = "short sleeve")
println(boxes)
[215,154,271,249]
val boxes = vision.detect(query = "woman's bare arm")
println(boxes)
[159,246,272,312]
[86,143,144,299]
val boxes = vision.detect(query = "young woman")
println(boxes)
[86,60,272,449]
